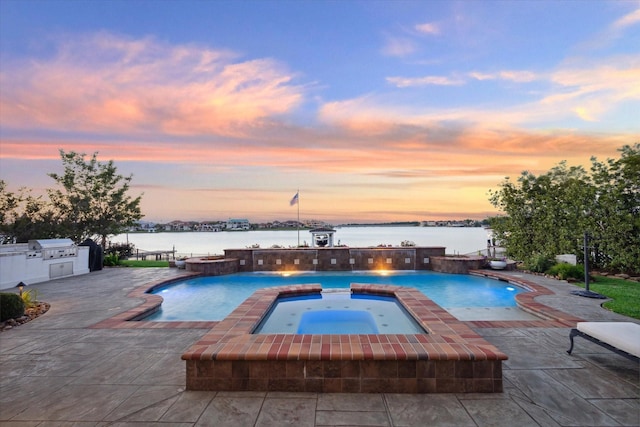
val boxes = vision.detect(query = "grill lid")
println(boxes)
[28,239,75,250]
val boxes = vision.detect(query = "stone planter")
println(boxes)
[489,260,507,270]
[175,259,186,269]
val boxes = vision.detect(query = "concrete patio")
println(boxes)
[1,267,638,426]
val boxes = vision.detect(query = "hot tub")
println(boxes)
[182,283,507,393]
[253,290,427,334]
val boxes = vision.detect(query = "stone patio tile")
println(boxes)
[317,393,386,411]
[218,391,268,398]
[11,384,138,421]
[35,423,100,427]
[103,385,182,421]
[505,370,619,426]
[0,330,92,354]
[473,328,528,337]
[519,328,574,351]
[74,329,204,350]
[194,396,263,427]
[254,396,317,427]
[461,398,539,427]
[546,367,639,399]
[48,341,124,360]
[69,349,159,385]
[0,355,90,381]
[316,409,391,426]
[103,422,192,427]
[588,398,640,426]
[0,422,41,427]
[131,352,186,386]
[385,394,475,427]
[160,391,215,422]
[0,376,74,420]
[511,396,563,427]
[487,337,582,370]
[264,391,316,399]
[579,354,640,384]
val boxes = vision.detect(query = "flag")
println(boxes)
[290,191,299,206]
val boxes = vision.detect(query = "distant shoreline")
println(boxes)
[127,223,486,234]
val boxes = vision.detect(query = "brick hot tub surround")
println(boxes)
[182,284,507,393]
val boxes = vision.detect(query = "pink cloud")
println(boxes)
[0,32,303,137]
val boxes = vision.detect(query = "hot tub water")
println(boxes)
[253,290,427,334]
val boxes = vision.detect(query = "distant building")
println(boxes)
[304,219,331,228]
[197,222,223,232]
[226,218,250,230]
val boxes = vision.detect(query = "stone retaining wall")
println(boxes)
[221,247,447,273]
[184,247,492,275]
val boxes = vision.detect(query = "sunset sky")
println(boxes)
[1,1,638,224]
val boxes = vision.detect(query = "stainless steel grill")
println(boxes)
[28,239,77,259]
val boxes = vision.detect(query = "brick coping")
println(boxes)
[90,270,583,330]
[182,283,508,362]
[182,283,508,393]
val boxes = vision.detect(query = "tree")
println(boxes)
[488,144,639,274]
[0,180,59,243]
[488,162,593,263]
[47,150,143,247]
[589,144,640,272]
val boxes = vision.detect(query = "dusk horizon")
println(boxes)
[1,1,638,224]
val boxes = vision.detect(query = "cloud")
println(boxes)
[543,55,640,121]
[0,32,304,137]
[380,36,416,57]
[468,70,537,83]
[387,69,537,89]
[612,7,640,30]
[581,6,640,50]
[387,75,465,87]
[415,22,440,35]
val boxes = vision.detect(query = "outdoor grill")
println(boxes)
[28,239,77,259]
[1,239,90,290]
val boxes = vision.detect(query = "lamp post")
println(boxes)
[15,281,27,297]
[570,232,606,299]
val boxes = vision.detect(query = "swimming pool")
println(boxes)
[145,271,526,321]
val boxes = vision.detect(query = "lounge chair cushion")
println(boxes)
[577,322,640,358]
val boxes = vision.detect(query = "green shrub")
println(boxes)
[547,263,585,281]
[105,242,134,259]
[525,254,555,273]
[0,293,25,321]
[103,252,120,266]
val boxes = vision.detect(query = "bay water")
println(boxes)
[112,226,491,257]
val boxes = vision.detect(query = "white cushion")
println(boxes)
[577,322,640,357]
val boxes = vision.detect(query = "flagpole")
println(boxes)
[297,189,300,247]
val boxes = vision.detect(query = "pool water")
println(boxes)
[253,291,427,334]
[145,271,525,321]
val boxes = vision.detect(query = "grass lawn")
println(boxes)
[574,275,640,320]
[119,259,170,268]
